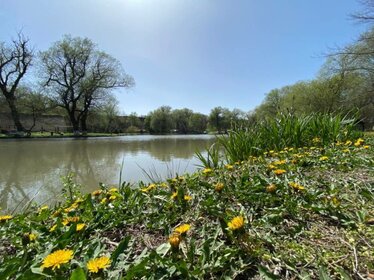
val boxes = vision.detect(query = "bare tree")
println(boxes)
[351,0,374,23]
[0,33,33,131]
[40,35,134,134]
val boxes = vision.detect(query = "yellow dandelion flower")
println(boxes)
[76,223,85,231]
[41,249,74,270]
[268,164,276,170]
[52,210,61,217]
[345,140,352,146]
[64,203,78,213]
[273,169,286,175]
[49,224,57,232]
[169,233,181,248]
[363,145,369,149]
[92,190,102,196]
[342,149,350,153]
[171,192,178,199]
[273,160,286,165]
[354,138,364,147]
[289,182,305,191]
[214,182,224,192]
[39,205,49,212]
[29,233,37,241]
[100,198,107,204]
[202,168,213,175]
[74,198,84,204]
[174,224,190,234]
[184,195,192,201]
[62,216,80,226]
[109,188,118,193]
[159,183,168,188]
[319,156,328,161]
[87,256,111,273]
[0,215,13,222]
[109,195,117,201]
[228,216,245,231]
[266,184,277,193]
[225,164,234,170]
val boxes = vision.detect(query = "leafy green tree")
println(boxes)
[40,35,134,133]
[148,106,173,134]
[189,113,207,133]
[172,108,193,134]
[208,107,224,132]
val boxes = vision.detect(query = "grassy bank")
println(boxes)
[0,132,123,139]
[0,134,373,279]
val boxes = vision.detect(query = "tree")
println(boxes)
[148,106,173,134]
[351,0,374,24]
[17,87,53,133]
[40,35,134,133]
[0,33,33,131]
[189,113,207,133]
[172,108,193,134]
[208,107,224,133]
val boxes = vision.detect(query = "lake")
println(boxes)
[0,135,215,211]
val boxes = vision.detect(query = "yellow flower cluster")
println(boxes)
[214,182,224,192]
[41,249,74,270]
[169,233,181,248]
[62,216,80,226]
[266,184,277,193]
[171,191,178,199]
[289,182,305,191]
[0,215,12,222]
[169,223,191,248]
[141,183,157,193]
[225,164,234,170]
[228,216,245,231]
[175,224,190,234]
[184,195,192,201]
[354,138,364,147]
[76,223,86,231]
[273,169,286,175]
[202,168,213,175]
[87,256,111,273]
[28,233,37,241]
[319,156,329,161]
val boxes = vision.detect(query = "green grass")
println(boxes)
[209,113,363,164]
[0,135,372,279]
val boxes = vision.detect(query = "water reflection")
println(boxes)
[0,135,215,211]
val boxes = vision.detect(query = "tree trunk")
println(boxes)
[80,114,88,135]
[6,96,24,132]
[68,111,80,134]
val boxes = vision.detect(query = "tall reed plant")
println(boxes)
[198,113,363,165]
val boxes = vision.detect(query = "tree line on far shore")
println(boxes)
[1,1,374,134]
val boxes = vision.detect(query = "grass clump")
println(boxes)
[0,117,373,279]
[209,113,363,164]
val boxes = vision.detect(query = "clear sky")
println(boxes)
[0,0,366,115]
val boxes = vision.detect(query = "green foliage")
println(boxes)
[0,135,373,279]
[207,113,363,163]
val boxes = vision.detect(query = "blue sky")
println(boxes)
[0,0,365,115]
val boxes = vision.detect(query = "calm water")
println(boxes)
[0,135,215,211]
